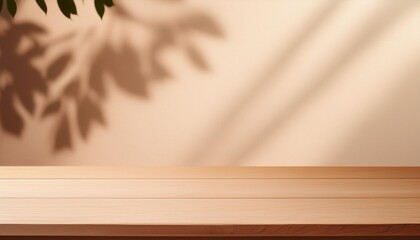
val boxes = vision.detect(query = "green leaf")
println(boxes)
[103,0,114,7]
[94,0,105,19]
[36,0,48,14]
[57,0,77,18]
[57,0,71,18]
[94,0,114,19]
[7,0,16,17]
[68,0,77,14]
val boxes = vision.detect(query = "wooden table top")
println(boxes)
[1,167,419,236]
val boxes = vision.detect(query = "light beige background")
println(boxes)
[0,0,419,165]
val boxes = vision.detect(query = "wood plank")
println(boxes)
[1,167,419,179]
[1,224,420,237]
[1,167,419,236]
[2,237,420,240]
[1,198,419,225]
[1,179,419,198]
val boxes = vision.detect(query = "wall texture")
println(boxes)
[0,0,419,165]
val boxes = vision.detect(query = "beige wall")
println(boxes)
[0,0,419,165]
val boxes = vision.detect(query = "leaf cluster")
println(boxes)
[0,0,114,18]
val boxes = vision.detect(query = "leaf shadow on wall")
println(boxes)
[0,0,223,152]
[0,13,48,136]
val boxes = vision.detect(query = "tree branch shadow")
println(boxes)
[0,0,223,153]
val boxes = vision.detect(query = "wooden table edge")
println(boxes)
[1,224,419,237]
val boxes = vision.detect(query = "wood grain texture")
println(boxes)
[1,224,420,237]
[1,198,420,225]
[1,179,419,198]
[3,237,420,240]
[1,167,420,179]
[0,167,419,236]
